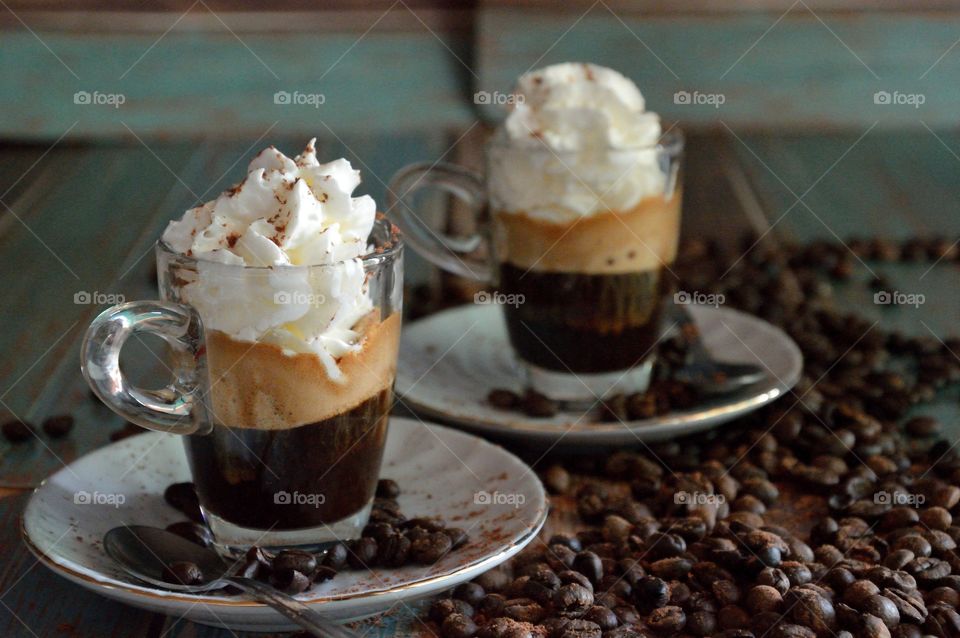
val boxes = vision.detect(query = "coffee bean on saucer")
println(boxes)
[42,414,74,438]
[162,561,204,586]
[165,521,213,548]
[2,420,34,443]
[273,549,317,574]
[163,482,204,522]
[488,389,520,410]
[444,527,469,549]
[323,542,348,569]
[521,390,557,418]
[347,537,378,568]
[270,568,310,594]
[411,531,452,564]
[376,478,400,498]
[311,565,337,583]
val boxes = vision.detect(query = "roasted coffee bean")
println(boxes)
[571,551,603,585]
[717,604,751,630]
[647,605,686,632]
[347,537,378,568]
[553,583,593,616]
[583,605,617,630]
[161,561,203,586]
[905,416,940,437]
[431,598,475,622]
[686,610,718,636]
[521,390,557,417]
[487,389,520,410]
[445,528,470,549]
[312,566,336,583]
[270,568,311,594]
[862,594,900,629]
[920,506,952,531]
[165,521,213,548]
[477,617,532,638]
[376,478,400,498]
[502,598,546,623]
[377,531,412,567]
[550,535,583,552]
[634,575,670,610]
[163,482,201,519]
[756,567,791,595]
[41,414,74,438]
[784,587,836,636]
[273,550,317,574]
[555,618,601,638]
[746,585,782,613]
[454,582,486,607]
[442,613,478,638]
[411,531,452,564]
[323,542,348,569]
[2,420,33,443]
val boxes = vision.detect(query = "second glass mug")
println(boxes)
[81,218,403,555]
[388,131,683,405]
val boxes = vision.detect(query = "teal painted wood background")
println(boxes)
[2,6,960,138]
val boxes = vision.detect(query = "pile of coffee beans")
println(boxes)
[161,478,469,595]
[425,235,960,638]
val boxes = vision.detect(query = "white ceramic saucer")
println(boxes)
[22,417,547,632]
[396,304,803,446]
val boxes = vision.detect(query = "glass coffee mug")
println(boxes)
[388,130,683,405]
[81,218,402,555]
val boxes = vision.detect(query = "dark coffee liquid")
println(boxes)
[185,389,391,530]
[498,264,673,373]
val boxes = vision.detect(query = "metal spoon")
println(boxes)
[664,305,767,394]
[104,525,353,638]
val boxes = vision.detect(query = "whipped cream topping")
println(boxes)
[489,63,666,223]
[161,139,378,380]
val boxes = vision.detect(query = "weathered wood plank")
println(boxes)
[0,27,475,139]
[476,8,960,129]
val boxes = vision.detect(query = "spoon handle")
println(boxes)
[224,576,356,638]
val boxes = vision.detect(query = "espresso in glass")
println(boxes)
[82,141,402,554]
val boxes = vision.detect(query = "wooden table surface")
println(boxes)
[0,129,958,636]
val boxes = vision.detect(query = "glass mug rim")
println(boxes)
[155,216,403,271]
[485,126,685,157]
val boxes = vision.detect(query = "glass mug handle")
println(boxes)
[387,161,492,282]
[81,301,211,435]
